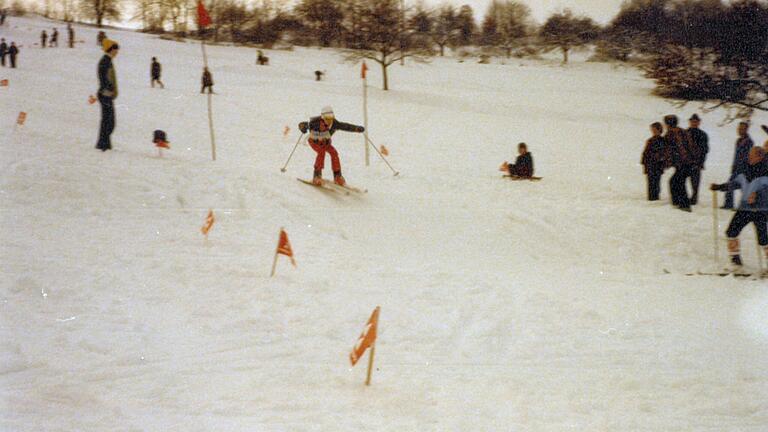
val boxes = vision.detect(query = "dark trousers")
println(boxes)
[724,172,741,209]
[689,167,702,204]
[726,211,768,245]
[151,78,164,88]
[0,54,4,67]
[201,84,213,94]
[646,167,662,201]
[670,165,692,208]
[9,55,16,68]
[97,94,115,150]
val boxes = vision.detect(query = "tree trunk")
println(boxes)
[382,62,389,91]
[562,47,568,64]
[439,43,444,56]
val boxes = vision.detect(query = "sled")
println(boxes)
[503,175,542,181]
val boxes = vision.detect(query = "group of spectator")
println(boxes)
[40,25,75,49]
[0,38,18,68]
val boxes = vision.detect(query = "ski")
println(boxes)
[503,175,542,181]
[687,271,754,278]
[297,178,350,195]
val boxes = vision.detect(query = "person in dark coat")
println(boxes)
[96,39,119,151]
[67,24,74,48]
[201,67,213,94]
[298,106,365,186]
[151,57,164,88]
[50,28,58,47]
[687,114,709,205]
[711,147,768,270]
[8,42,18,68]
[664,114,698,212]
[723,122,754,209]
[507,142,534,178]
[0,38,7,67]
[642,122,667,201]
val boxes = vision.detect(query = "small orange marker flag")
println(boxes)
[88,95,96,104]
[350,306,380,386]
[361,61,368,80]
[16,112,26,126]
[499,161,509,172]
[283,125,290,137]
[270,228,296,276]
[201,209,215,237]
[380,145,389,156]
[0,79,8,87]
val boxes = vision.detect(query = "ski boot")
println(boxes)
[333,170,346,187]
[312,169,323,186]
[727,254,744,273]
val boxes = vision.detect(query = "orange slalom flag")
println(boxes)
[277,228,296,266]
[88,95,96,104]
[361,61,368,80]
[380,145,389,156]
[499,161,509,172]
[197,0,212,28]
[201,209,215,236]
[0,79,8,87]
[283,125,290,137]
[16,112,26,126]
[350,306,380,366]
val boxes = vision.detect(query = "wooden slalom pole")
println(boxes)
[712,190,719,267]
[757,225,765,277]
[365,341,376,386]
[363,74,369,167]
[201,36,216,161]
[269,227,283,277]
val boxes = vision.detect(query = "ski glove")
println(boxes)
[299,122,308,133]
[356,126,365,133]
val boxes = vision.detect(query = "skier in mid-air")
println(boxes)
[298,106,365,187]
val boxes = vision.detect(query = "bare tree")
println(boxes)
[539,9,599,63]
[79,0,122,27]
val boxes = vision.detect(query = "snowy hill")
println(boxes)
[1,16,767,431]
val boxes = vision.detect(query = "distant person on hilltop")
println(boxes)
[96,39,119,151]
[50,28,59,47]
[298,106,365,186]
[67,23,75,48]
[201,67,213,94]
[0,9,7,26]
[0,38,7,67]
[723,122,754,209]
[40,30,47,48]
[151,57,164,88]
[710,147,768,271]
[686,114,709,205]
[8,42,18,68]
[641,122,668,201]
[256,50,269,65]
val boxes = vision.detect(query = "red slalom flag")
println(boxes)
[361,61,368,80]
[380,145,389,156]
[88,95,96,105]
[283,125,290,137]
[0,79,8,87]
[350,306,380,367]
[201,209,215,236]
[277,229,296,266]
[16,112,26,126]
[197,0,212,28]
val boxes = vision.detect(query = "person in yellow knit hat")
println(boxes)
[96,39,119,151]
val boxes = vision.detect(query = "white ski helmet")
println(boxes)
[321,106,334,118]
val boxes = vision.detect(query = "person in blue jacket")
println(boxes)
[711,146,768,270]
[723,122,754,209]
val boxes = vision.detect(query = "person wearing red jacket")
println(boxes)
[298,106,364,186]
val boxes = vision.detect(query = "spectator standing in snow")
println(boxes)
[0,38,7,67]
[8,42,18,68]
[40,30,47,48]
[67,23,74,48]
[664,114,697,212]
[151,57,164,88]
[710,147,768,270]
[723,122,755,209]
[50,28,59,47]
[0,9,6,26]
[506,143,534,178]
[642,122,667,201]
[687,114,709,205]
[96,39,119,151]
[201,67,213,94]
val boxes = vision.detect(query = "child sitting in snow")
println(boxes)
[710,146,768,271]
[501,143,534,177]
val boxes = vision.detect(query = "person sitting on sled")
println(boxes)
[502,143,534,177]
[298,106,365,186]
[710,146,768,270]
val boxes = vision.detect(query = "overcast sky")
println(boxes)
[441,0,624,24]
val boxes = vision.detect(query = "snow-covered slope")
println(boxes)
[1,16,767,431]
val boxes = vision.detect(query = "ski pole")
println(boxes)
[712,190,719,267]
[364,134,399,176]
[756,225,765,277]
[280,132,305,173]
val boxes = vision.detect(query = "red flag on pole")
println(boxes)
[16,112,26,126]
[201,209,215,236]
[350,306,380,366]
[0,79,8,87]
[361,61,368,80]
[197,1,212,29]
[277,229,296,266]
